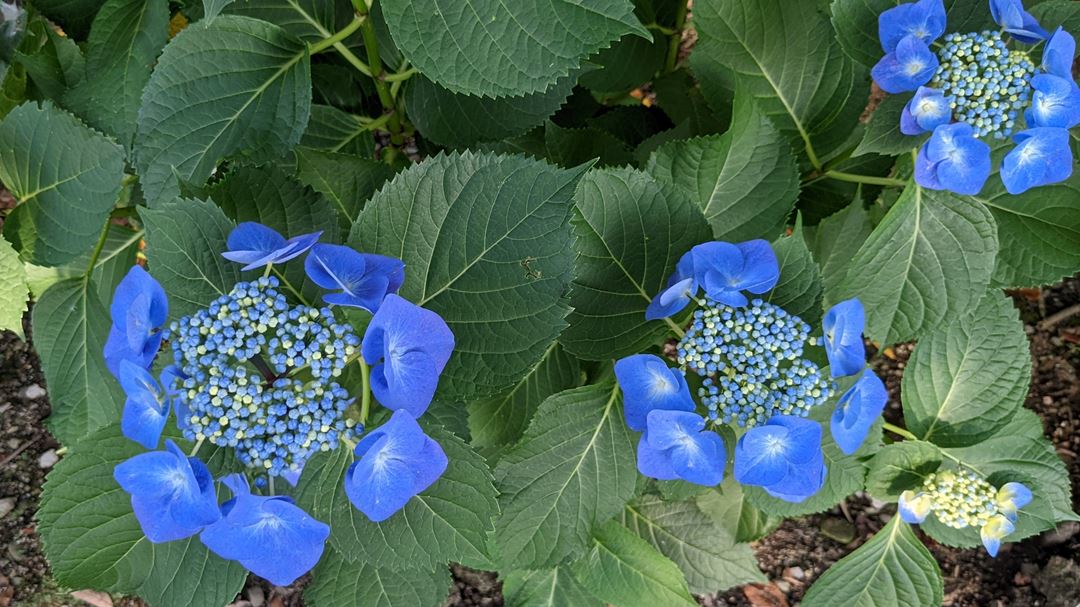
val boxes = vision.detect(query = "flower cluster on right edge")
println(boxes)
[872,0,1079,194]
[614,240,888,503]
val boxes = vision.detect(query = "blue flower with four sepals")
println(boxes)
[104,265,168,377]
[114,440,221,542]
[304,243,405,311]
[1001,127,1074,194]
[200,474,330,586]
[990,0,1048,44]
[901,86,952,135]
[343,410,448,522]
[692,239,779,307]
[221,222,321,271]
[995,481,1033,521]
[878,0,946,52]
[1042,28,1077,80]
[915,122,991,194]
[361,294,455,417]
[636,409,726,487]
[830,368,888,455]
[118,360,171,450]
[733,415,826,503]
[1025,74,1080,128]
[872,34,939,93]
[614,354,695,432]
[645,250,697,320]
[822,298,867,378]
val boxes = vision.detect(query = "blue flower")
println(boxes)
[114,440,220,542]
[104,266,168,377]
[1025,74,1080,129]
[201,474,330,585]
[691,240,779,307]
[900,86,952,135]
[734,415,826,503]
[221,222,321,271]
[915,122,991,195]
[898,489,933,523]
[878,0,946,52]
[830,369,887,455]
[990,0,1048,44]
[614,354,695,432]
[304,243,405,312]
[1042,27,1077,80]
[343,410,448,522]
[1001,127,1074,194]
[872,34,938,93]
[645,251,697,320]
[822,298,866,378]
[981,513,1015,557]
[995,481,1033,521]
[636,410,725,486]
[361,294,453,417]
[118,360,170,450]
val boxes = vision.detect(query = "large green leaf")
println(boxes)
[304,548,450,607]
[620,495,764,594]
[0,102,124,267]
[806,197,872,306]
[802,517,943,607]
[834,182,998,345]
[25,225,142,306]
[852,94,927,157]
[140,197,241,317]
[38,426,248,606]
[467,342,582,460]
[503,567,600,607]
[646,88,799,242]
[902,290,1030,447]
[64,0,170,146]
[380,0,649,97]
[560,167,711,360]
[494,383,637,569]
[0,236,27,337]
[295,425,498,570]
[293,146,394,232]
[350,151,584,400]
[696,477,779,543]
[578,34,667,96]
[134,15,311,203]
[1030,1,1080,32]
[543,122,635,168]
[300,104,376,157]
[32,278,125,445]
[767,218,824,327]
[570,520,697,607]
[16,19,84,100]
[864,441,943,501]
[691,0,869,167]
[224,0,350,41]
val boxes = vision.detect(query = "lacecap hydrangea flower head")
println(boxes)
[872,0,1079,195]
[103,221,454,584]
[615,239,888,503]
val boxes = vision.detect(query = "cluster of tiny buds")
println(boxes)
[932,31,1035,138]
[918,469,999,529]
[677,299,834,427]
[167,277,361,477]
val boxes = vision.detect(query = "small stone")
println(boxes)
[1043,395,1054,406]
[743,583,789,607]
[0,498,15,519]
[247,585,265,607]
[775,580,791,593]
[784,566,805,580]
[820,517,857,544]
[38,449,59,469]
[21,384,45,400]
[1041,521,1080,547]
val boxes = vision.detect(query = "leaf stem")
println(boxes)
[351,0,404,147]
[309,15,365,54]
[358,356,371,425]
[664,317,685,338]
[382,66,417,82]
[823,170,908,188]
[270,266,310,306]
[189,437,204,457]
[882,421,918,441]
[664,0,690,73]
[83,218,113,281]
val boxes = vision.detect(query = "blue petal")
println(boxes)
[106,266,167,377]
[274,231,322,264]
[922,122,991,195]
[110,265,168,330]
[1025,74,1080,129]
[614,354,695,432]
[762,454,827,503]
[734,240,780,294]
[645,277,695,320]
[222,222,293,271]
[1042,27,1077,80]
[114,441,220,542]
[914,141,944,190]
[765,415,822,465]
[822,298,866,378]
[361,295,454,416]
[878,0,946,52]
[871,35,938,93]
[990,0,1048,43]
[979,514,1015,557]
[644,409,706,451]
[668,429,725,487]
[693,240,778,305]
[902,86,951,135]
[306,244,406,312]
[1002,127,1074,194]
[898,490,933,523]
[831,369,888,455]
[636,434,679,480]
[733,425,791,486]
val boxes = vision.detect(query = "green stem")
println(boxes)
[882,421,918,441]
[351,0,404,147]
[271,266,310,306]
[664,0,690,73]
[664,317,686,338]
[358,356,371,425]
[83,218,113,281]
[823,170,908,188]
[309,16,365,54]
[268,476,276,495]
[382,67,417,82]
[262,263,273,279]
[189,437,204,457]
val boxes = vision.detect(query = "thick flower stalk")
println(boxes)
[103,222,455,584]
[872,0,1080,194]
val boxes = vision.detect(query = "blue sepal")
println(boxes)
[1025,74,1080,129]
[118,360,170,449]
[222,222,321,271]
[822,298,866,378]
[691,239,779,307]
[900,86,952,135]
[637,409,725,487]
[1042,28,1077,80]
[105,266,168,377]
[830,368,888,455]
[645,251,698,320]
[734,416,825,503]
[915,122,991,195]
[304,243,405,312]
[990,0,1049,44]
[871,34,938,93]
[614,354,695,432]
[1001,127,1074,194]
[878,0,946,52]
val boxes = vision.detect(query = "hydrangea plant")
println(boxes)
[0,0,1075,605]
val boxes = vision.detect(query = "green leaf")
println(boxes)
[38,425,248,605]
[544,121,635,168]
[203,0,237,20]
[807,197,872,306]
[586,105,674,148]
[651,69,729,137]
[494,383,637,569]
[864,441,943,501]
[350,151,584,400]
[0,63,28,120]
[300,104,376,157]
[0,102,124,267]
[696,477,779,543]
[799,152,894,224]
[467,342,582,460]
[691,0,868,167]
[134,15,311,204]
[853,94,927,157]
[224,0,351,42]
[140,197,241,317]
[578,34,666,96]
[406,74,576,148]
[646,88,799,242]
[0,236,28,337]
[802,517,943,607]
[621,495,765,594]
[293,147,394,233]
[30,0,103,39]
[560,167,711,360]
[1030,1,1080,32]
[767,218,824,327]
[63,0,169,147]
[25,225,142,305]
[304,548,451,607]
[571,520,697,607]
[834,183,998,345]
[16,20,84,99]
[902,290,1030,447]
[380,0,649,97]
[503,567,601,607]
[295,425,498,570]
[32,278,125,444]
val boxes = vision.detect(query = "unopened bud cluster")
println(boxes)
[917,469,998,529]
